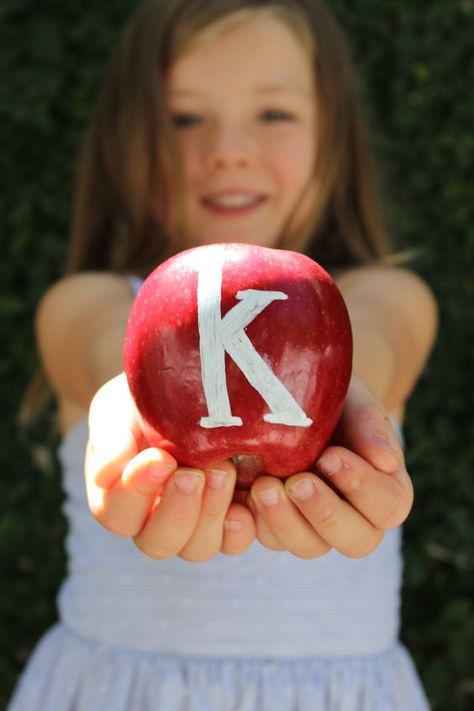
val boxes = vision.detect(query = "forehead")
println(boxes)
[183,8,313,53]
[167,10,315,96]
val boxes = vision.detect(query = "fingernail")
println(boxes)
[147,460,176,482]
[317,453,342,476]
[256,488,279,507]
[206,469,228,490]
[174,469,202,494]
[288,477,316,501]
[224,519,244,532]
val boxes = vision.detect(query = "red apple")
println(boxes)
[124,243,352,489]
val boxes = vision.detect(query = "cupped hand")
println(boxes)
[247,377,414,559]
[85,373,256,561]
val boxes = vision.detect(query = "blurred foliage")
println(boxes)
[0,1,473,709]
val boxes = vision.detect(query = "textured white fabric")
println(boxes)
[9,625,429,711]
[8,275,430,710]
[8,416,430,710]
[51,417,403,658]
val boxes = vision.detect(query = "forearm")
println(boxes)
[348,320,398,408]
[335,266,438,412]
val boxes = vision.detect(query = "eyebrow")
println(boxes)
[254,83,313,97]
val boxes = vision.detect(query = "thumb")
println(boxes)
[334,378,403,474]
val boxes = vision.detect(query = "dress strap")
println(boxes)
[125,274,144,297]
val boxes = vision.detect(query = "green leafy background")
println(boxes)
[1,1,473,708]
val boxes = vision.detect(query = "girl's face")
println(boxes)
[164,12,318,249]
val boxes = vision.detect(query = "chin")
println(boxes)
[191,231,279,249]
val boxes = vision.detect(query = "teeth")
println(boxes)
[205,194,260,208]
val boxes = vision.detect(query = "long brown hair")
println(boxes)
[22,0,393,422]
[67,0,391,276]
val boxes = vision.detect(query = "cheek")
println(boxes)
[265,131,318,237]
[266,129,316,194]
[174,134,202,182]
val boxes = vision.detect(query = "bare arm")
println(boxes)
[336,266,438,412]
[36,272,135,416]
[76,265,438,561]
[246,267,438,557]
[37,272,257,557]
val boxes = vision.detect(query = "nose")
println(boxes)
[205,121,254,170]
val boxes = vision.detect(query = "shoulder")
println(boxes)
[36,272,136,347]
[336,265,438,339]
[37,272,135,321]
[36,272,137,410]
[335,264,434,297]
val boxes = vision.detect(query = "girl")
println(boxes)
[10,1,437,709]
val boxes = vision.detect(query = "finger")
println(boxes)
[86,448,177,537]
[336,378,403,474]
[316,447,414,530]
[286,473,384,559]
[246,493,285,551]
[251,477,331,559]
[87,373,143,488]
[221,503,256,556]
[178,461,237,561]
[133,468,206,559]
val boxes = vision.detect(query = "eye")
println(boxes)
[260,109,295,123]
[171,112,202,128]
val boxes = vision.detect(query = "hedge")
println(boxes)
[1,1,473,708]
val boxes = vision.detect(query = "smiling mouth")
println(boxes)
[201,193,266,213]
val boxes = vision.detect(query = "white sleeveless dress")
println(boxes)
[8,277,430,711]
